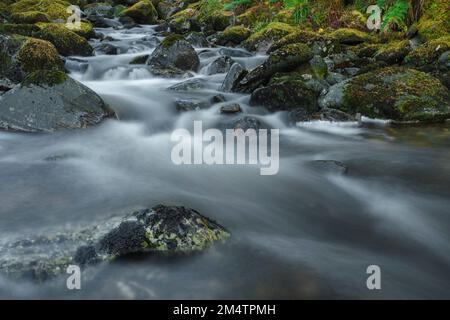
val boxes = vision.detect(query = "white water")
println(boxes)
[0,25,449,299]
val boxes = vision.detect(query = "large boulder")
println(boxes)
[212,25,251,46]
[250,74,317,113]
[232,43,313,93]
[319,67,450,122]
[147,35,200,77]
[36,24,93,56]
[0,71,116,132]
[242,22,296,52]
[0,205,230,281]
[120,0,158,24]
[220,62,246,92]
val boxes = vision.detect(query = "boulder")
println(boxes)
[212,25,251,46]
[0,71,116,132]
[243,22,296,52]
[36,24,93,56]
[219,63,246,92]
[0,205,229,281]
[147,35,200,77]
[120,0,158,24]
[318,67,450,122]
[206,56,235,75]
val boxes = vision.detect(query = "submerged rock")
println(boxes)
[206,56,235,75]
[220,63,246,92]
[147,35,200,77]
[0,205,230,281]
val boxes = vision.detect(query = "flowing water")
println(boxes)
[0,25,449,299]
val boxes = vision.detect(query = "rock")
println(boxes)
[220,63,246,92]
[308,160,348,175]
[0,205,229,280]
[438,51,450,71]
[147,35,200,77]
[37,24,93,56]
[309,55,328,80]
[10,0,70,21]
[329,28,372,45]
[84,3,114,17]
[250,74,317,113]
[326,72,347,85]
[211,94,226,103]
[220,103,242,114]
[185,31,209,47]
[168,8,200,34]
[11,11,50,24]
[227,116,262,131]
[243,22,296,52]
[206,56,235,75]
[319,67,450,122]
[212,25,251,46]
[0,23,41,37]
[174,98,209,112]
[232,43,313,93]
[156,1,174,20]
[268,30,339,56]
[118,16,139,29]
[0,78,15,94]
[120,0,158,24]
[94,43,119,55]
[167,78,207,91]
[289,108,355,123]
[404,37,450,68]
[201,11,233,33]
[0,71,116,132]
[218,47,253,58]
[374,40,411,64]
[88,15,123,29]
[0,35,64,84]
[129,54,150,64]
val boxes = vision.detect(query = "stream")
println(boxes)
[0,25,449,299]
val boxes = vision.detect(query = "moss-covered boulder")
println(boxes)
[233,43,313,93]
[37,24,93,56]
[268,29,340,56]
[374,40,411,64]
[10,0,71,21]
[243,22,297,52]
[120,0,158,24]
[330,28,373,45]
[404,36,450,68]
[0,23,40,37]
[416,0,450,41]
[236,4,272,27]
[11,11,49,23]
[0,0,12,21]
[147,34,200,77]
[200,11,233,33]
[168,8,201,34]
[250,74,317,113]
[319,67,450,122]
[213,25,251,46]
[0,205,229,280]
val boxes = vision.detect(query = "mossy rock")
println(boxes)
[37,24,93,56]
[329,28,373,45]
[236,4,272,27]
[120,0,158,24]
[200,11,233,32]
[10,0,71,21]
[350,43,382,58]
[11,11,49,24]
[214,25,251,46]
[339,9,367,31]
[243,22,297,52]
[0,0,12,19]
[36,22,95,40]
[332,67,450,122]
[374,40,411,64]
[22,70,66,87]
[417,0,450,41]
[404,36,450,68]
[17,38,64,74]
[169,8,200,34]
[0,23,40,37]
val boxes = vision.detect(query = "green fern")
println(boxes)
[381,0,410,31]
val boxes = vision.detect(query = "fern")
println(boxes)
[380,0,410,31]
[223,0,253,11]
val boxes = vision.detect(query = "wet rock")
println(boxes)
[220,63,246,92]
[289,108,355,123]
[225,116,262,131]
[438,51,450,71]
[308,160,348,175]
[167,78,207,91]
[319,67,450,122]
[119,0,158,24]
[147,35,200,77]
[185,32,209,47]
[309,55,328,80]
[211,94,227,103]
[118,16,139,29]
[94,42,119,55]
[212,26,251,46]
[220,103,242,114]
[243,22,296,52]
[37,24,93,56]
[129,54,150,64]
[174,99,209,112]
[0,78,15,94]
[232,43,313,93]
[0,72,116,132]
[0,205,229,281]
[84,3,114,18]
[206,56,235,75]
[88,15,123,29]
[218,47,253,58]
[250,75,317,113]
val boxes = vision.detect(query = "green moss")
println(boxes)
[11,11,49,23]
[374,40,411,64]
[404,36,450,67]
[236,4,272,27]
[36,22,95,40]
[37,24,93,56]
[216,25,251,45]
[16,38,63,74]
[342,67,450,122]
[120,0,158,24]
[339,9,367,31]
[243,22,297,51]
[10,0,71,20]
[417,0,450,41]
[160,34,185,47]
[0,23,40,37]
[330,28,373,45]
[22,70,67,87]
